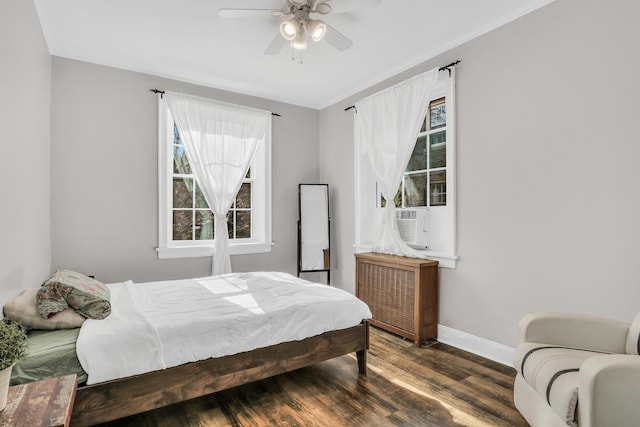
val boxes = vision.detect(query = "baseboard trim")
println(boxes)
[437,324,515,367]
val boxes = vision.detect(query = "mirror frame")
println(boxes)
[297,183,330,284]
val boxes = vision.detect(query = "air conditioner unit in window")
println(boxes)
[395,208,429,248]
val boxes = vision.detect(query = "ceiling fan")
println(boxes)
[218,0,381,55]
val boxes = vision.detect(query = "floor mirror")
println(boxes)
[297,184,330,284]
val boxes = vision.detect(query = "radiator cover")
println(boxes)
[355,252,438,346]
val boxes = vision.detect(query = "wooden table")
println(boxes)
[1,374,77,427]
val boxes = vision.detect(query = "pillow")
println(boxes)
[37,270,111,320]
[3,288,85,330]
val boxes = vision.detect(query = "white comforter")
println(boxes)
[76,271,372,385]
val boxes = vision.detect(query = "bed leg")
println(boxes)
[356,349,367,375]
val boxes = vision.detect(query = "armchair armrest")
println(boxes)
[519,312,629,353]
[578,354,640,427]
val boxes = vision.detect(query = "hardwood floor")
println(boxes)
[98,327,528,427]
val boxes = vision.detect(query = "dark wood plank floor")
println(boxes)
[98,327,527,427]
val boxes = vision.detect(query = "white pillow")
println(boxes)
[3,288,85,330]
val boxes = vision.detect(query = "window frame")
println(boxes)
[355,70,458,268]
[156,99,272,259]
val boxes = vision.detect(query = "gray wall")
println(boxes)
[320,0,640,348]
[7,0,639,352]
[50,58,319,284]
[0,0,51,306]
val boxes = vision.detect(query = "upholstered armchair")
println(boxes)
[513,311,640,427]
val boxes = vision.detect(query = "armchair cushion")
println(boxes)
[515,342,611,427]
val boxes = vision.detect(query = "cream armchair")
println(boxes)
[513,312,640,427]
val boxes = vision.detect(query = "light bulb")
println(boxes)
[307,20,327,42]
[279,20,297,41]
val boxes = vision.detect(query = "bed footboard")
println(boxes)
[71,321,369,427]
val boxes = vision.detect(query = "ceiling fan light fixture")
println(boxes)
[290,38,307,50]
[279,19,298,40]
[315,2,332,14]
[307,19,327,42]
[291,0,307,5]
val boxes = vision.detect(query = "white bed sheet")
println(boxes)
[76,271,371,385]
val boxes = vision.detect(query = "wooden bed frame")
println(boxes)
[71,321,369,426]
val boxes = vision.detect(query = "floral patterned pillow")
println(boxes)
[36,270,111,320]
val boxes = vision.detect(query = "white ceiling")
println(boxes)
[33,0,554,110]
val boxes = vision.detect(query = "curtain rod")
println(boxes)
[438,60,461,76]
[149,89,281,117]
[343,59,461,112]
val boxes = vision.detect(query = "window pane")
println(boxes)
[236,183,251,209]
[381,186,402,208]
[173,145,191,174]
[173,210,193,240]
[393,187,402,207]
[430,98,446,129]
[173,124,182,145]
[430,171,446,206]
[430,131,446,169]
[406,136,427,172]
[173,178,193,208]
[404,173,428,207]
[236,211,251,238]
[245,167,251,179]
[420,114,427,133]
[227,212,234,239]
[172,124,192,173]
[195,210,214,240]
[195,183,209,209]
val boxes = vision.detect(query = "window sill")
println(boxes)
[353,245,458,269]
[157,241,273,259]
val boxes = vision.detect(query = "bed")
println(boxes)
[7,271,371,426]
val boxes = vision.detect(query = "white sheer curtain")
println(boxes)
[354,69,438,257]
[164,92,270,275]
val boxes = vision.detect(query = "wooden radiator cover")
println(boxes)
[355,252,438,346]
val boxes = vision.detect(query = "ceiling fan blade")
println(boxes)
[323,0,381,15]
[264,33,286,55]
[218,8,286,19]
[324,23,353,51]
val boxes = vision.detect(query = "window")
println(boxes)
[157,101,271,259]
[383,98,448,208]
[356,70,457,268]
